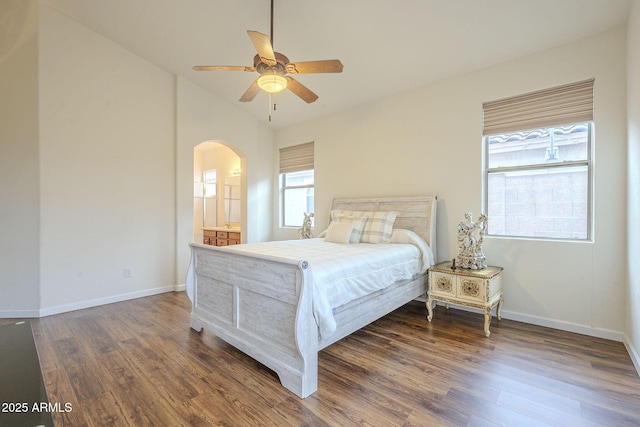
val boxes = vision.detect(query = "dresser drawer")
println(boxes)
[202,229,241,246]
[431,272,456,297]
[203,230,216,245]
[456,276,486,303]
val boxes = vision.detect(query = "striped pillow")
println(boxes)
[330,210,398,243]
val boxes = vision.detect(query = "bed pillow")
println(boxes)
[361,211,398,243]
[330,210,398,243]
[328,213,368,244]
[324,221,354,244]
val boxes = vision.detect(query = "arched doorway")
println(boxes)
[193,141,245,245]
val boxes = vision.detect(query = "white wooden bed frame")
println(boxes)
[187,195,437,398]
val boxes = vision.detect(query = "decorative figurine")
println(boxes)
[298,212,314,239]
[456,212,488,269]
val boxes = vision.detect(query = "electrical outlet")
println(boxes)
[123,268,133,278]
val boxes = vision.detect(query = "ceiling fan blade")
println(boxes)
[239,80,261,102]
[193,65,256,72]
[247,30,277,66]
[285,60,343,75]
[285,77,318,103]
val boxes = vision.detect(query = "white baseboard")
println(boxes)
[0,284,186,319]
[500,309,625,342]
[436,302,639,377]
[0,308,41,318]
[432,301,625,342]
[623,334,640,377]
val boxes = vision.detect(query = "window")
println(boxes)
[203,169,217,197]
[282,170,315,227]
[279,142,314,227]
[483,79,594,240]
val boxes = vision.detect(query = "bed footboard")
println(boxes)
[187,243,318,398]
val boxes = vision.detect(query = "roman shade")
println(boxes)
[482,78,594,136]
[279,141,314,174]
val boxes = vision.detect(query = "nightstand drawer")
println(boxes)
[456,277,485,302]
[431,272,456,297]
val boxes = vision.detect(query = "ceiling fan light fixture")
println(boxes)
[257,72,288,93]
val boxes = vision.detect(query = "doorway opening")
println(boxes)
[193,141,244,246]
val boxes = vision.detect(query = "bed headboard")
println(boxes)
[330,195,438,261]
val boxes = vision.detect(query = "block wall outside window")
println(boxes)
[487,167,588,239]
[485,123,591,240]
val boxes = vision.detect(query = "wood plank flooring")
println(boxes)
[2,292,639,426]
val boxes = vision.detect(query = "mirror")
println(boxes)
[224,176,241,225]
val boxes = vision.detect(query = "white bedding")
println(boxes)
[220,230,434,338]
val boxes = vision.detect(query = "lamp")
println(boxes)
[257,72,287,93]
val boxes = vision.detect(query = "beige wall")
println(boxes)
[0,0,40,315]
[626,0,640,372]
[275,27,628,340]
[1,2,275,316]
[38,5,177,313]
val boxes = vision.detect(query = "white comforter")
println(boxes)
[221,230,434,338]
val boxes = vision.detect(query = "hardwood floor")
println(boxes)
[2,292,639,426]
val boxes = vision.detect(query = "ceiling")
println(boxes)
[43,0,632,129]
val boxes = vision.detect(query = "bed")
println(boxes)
[186,195,437,398]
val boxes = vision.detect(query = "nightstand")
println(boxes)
[427,261,503,337]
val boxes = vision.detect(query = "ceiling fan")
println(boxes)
[193,0,343,104]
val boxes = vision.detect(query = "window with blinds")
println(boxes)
[483,79,594,240]
[279,142,315,228]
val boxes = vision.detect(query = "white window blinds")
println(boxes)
[279,142,314,174]
[482,79,594,136]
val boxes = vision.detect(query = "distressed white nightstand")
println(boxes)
[427,261,504,337]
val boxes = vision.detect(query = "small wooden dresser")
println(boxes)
[203,228,241,246]
[427,261,503,337]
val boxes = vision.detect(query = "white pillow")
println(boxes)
[331,215,369,243]
[324,221,354,244]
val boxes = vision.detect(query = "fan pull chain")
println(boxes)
[268,93,278,122]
